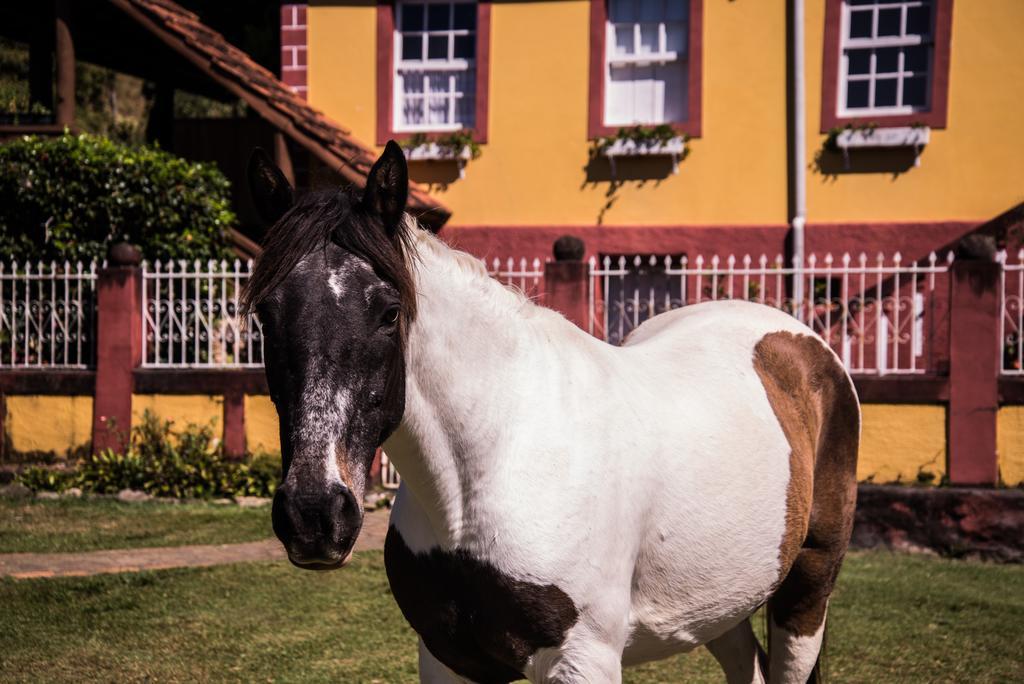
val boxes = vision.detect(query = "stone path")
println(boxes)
[0,507,391,579]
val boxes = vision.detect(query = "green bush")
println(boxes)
[17,465,75,493]
[0,132,235,263]
[18,411,282,499]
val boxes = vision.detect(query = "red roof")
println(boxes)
[108,0,451,229]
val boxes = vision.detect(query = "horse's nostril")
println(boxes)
[272,480,362,568]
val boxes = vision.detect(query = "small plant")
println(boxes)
[17,465,74,492]
[401,130,482,160]
[17,410,283,499]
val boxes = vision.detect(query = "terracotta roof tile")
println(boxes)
[107,0,451,228]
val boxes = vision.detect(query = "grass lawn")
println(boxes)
[0,498,273,553]
[1,550,1021,683]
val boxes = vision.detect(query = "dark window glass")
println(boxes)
[903,76,928,106]
[428,34,448,59]
[849,10,873,38]
[848,0,878,5]
[402,35,423,61]
[454,35,474,59]
[847,80,870,108]
[874,78,898,106]
[876,47,900,74]
[428,4,450,30]
[904,45,929,73]
[401,4,424,32]
[848,49,871,75]
[453,3,476,30]
[877,8,901,36]
[907,5,932,35]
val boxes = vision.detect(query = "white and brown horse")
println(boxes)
[244,142,860,684]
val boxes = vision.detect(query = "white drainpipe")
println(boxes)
[792,0,807,310]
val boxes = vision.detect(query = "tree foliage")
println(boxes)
[0,132,234,263]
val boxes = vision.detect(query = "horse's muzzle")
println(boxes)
[272,480,362,570]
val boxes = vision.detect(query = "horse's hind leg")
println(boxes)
[766,549,833,683]
[706,618,767,684]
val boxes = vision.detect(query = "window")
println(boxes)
[840,0,933,115]
[377,1,491,144]
[394,1,476,132]
[604,0,689,126]
[821,0,952,130]
[588,0,702,139]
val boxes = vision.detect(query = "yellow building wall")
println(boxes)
[308,1,1024,228]
[130,394,223,435]
[996,407,1024,486]
[805,0,1024,223]
[5,395,93,457]
[245,395,282,455]
[858,404,946,484]
[308,0,789,227]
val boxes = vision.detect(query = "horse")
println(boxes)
[243,142,860,684]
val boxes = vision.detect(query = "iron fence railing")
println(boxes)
[141,260,263,368]
[0,260,98,368]
[589,251,954,376]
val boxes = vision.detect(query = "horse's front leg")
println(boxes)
[526,635,623,684]
[418,639,474,684]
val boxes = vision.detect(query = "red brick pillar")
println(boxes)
[947,258,1000,485]
[92,243,143,454]
[281,4,308,99]
[223,392,246,460]
[544,236,590,331]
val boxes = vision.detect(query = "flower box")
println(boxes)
[599,136,686,176]
[834,126,930,168]
[403,143,473,179]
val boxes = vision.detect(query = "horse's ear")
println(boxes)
[247,148,294,227]
[361,140,408,237]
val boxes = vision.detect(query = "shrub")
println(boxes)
[17,411,282,499]
[0,132,235,263]
[17,465,75,493]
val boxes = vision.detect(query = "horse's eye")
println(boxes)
[382,306,401,327]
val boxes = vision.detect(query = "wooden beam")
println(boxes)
[54,0,74,127]
[29,2,55,114]
[273,130,295,187]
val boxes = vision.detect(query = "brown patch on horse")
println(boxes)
[384,526,579,683]
[753,331,860,637]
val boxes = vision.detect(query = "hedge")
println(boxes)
[0,132,235,263]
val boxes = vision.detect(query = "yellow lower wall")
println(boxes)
[858,404,946,484]
[245,395,281,455]
[996,407,1024,486]
[5,395,93,457]
[130,394,223,435]
[0,394,959,484]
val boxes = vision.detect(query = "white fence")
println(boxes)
[0,261,98,368]
[589,251,954,375]
[141,260,263,368]
[1000,251,1024,375]
[487,257,545,298]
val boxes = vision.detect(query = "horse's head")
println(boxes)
[244,142,415,570]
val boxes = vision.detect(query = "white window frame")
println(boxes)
[838,0,934,117]
[603,0,688,127]
[393,0,476,134]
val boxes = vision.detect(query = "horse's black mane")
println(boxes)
[241,187,418,325]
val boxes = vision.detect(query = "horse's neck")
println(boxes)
[389,235,552,542]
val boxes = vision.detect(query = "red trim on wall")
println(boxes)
[587,0,703,139]
[440,220,980,264]
[376,1,491,146]
[820,0,953,132]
